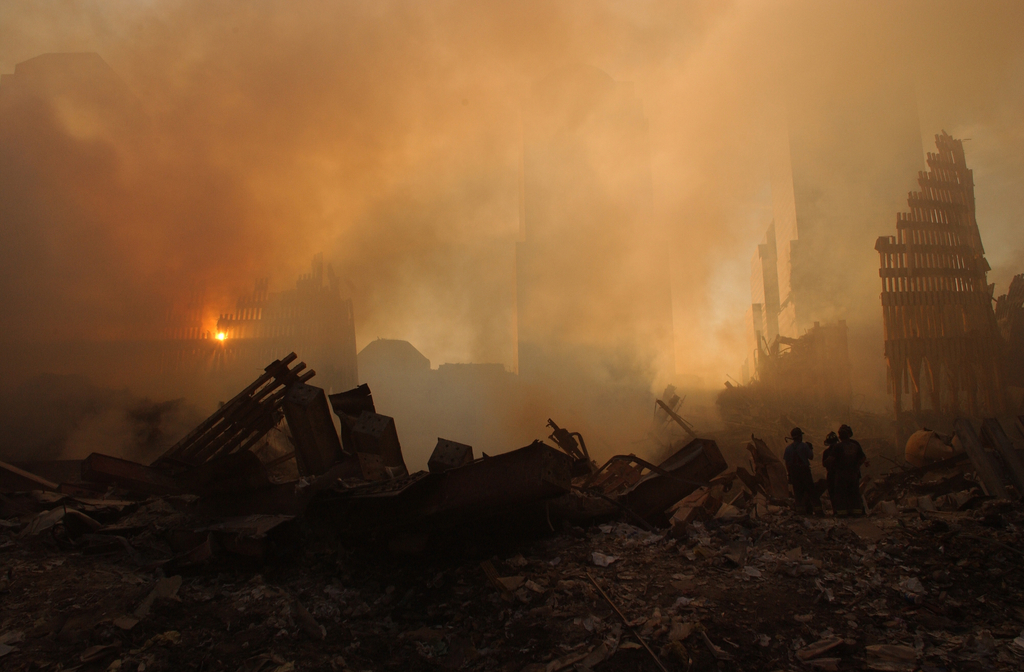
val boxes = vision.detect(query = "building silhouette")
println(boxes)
[745,64,924,404]
[211,254,359,395]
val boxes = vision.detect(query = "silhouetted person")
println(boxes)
[821,431,839,513]
[783,427,817,515]
[832,424,867,516]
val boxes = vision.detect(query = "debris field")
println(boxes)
[2,355,1024,671]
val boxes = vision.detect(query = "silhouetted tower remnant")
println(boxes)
[211,254,358,394]
[995,274,1024,388]
[875,132,1005,418]
[752,320,853,415]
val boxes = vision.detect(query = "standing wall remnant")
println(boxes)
[875,132,1005,418]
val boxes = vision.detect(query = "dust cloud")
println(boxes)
[1,1,1023,460]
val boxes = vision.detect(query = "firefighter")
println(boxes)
[821,431,840,514]
[832,424,867,516]
[783,427,817,515]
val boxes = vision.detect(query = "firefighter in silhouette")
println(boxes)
[820,431,840,514]
[832,424,867,516]
[783,427,818,514]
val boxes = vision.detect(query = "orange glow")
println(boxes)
[216,332,226,341]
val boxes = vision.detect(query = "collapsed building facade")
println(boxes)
[875,132,1007,420]
[749,320,853,415]
[5,351,1024,671]
[25,254,359,402]
[204,253,358,395]
[995,273,1024,398]
[743,57,924,404]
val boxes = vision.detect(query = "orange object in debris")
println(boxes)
[905,429,955,468]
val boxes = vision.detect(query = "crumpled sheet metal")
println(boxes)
[620,439,728,523]
[319,440,573,534]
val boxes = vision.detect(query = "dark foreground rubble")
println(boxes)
[3,355,1024,671]
[3,489,1024,671]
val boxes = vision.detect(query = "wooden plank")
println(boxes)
[954,418,1009,499]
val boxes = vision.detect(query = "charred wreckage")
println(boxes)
[3,351,1024,671]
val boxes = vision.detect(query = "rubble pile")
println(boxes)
[3,479,1024,670]
[2,355,1024,670]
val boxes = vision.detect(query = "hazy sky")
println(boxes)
[2,0,1023,388]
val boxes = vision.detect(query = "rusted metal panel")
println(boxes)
[320,441,572,533]
[328,383,375,417]
[328,383,376,453]
[621,438,728,522]
[283,383,344,476]
[954,418,1010,499]
[356,452,388,481]
[82,453,184,496]
[435,440,571,512]
[428,438,474,473]
[351,412,408,476]
[586,459,642,495]
[980,418,1024,497]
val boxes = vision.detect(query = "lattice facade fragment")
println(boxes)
[875,132,1005,417]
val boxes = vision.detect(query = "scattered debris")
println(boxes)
[3,354,1024,670]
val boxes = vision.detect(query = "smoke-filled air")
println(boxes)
[7,4,1024,670]
[2,1,1024,469]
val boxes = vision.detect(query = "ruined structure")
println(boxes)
[875,132,1005,418]
[995,274,1024,391]
[207,254,358,395]
[744,54,923,401]
[752,320,853,414]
